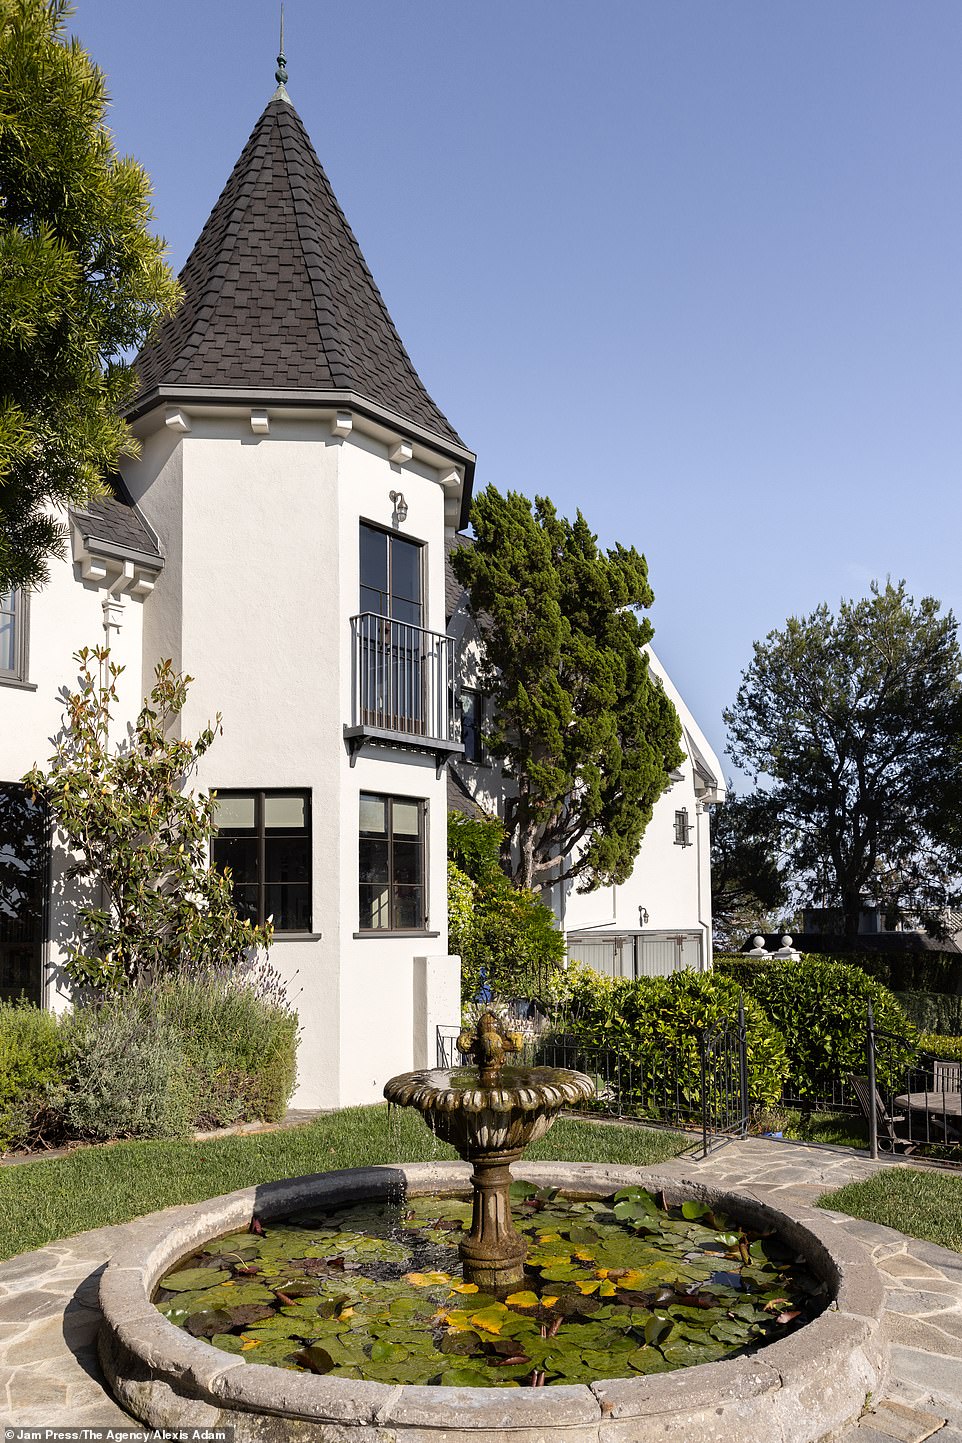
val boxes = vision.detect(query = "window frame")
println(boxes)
[358,791,428,934]
[673,808,692,847]
[358,519,425,627]
[211,787,312,933]
[459,688,485,765]
[0,589,30,686]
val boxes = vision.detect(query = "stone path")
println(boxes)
[0,1134,959,1438]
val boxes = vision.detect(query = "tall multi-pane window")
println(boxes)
[673,809,692,847]
[359,523,422,624]
[0,590,27,683]
[211,790,311,931]
[359,792,425,931]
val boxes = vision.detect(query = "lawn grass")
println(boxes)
[818,1167,962,1251]
[0,1107,686,1261]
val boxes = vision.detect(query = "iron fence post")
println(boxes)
[738,994,749,1137]
[699,1029,708,1158]
[866,999,878,1161]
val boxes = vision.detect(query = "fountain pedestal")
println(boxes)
[459,1149,527,1292]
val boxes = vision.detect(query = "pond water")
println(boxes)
[154,1185,827,1387]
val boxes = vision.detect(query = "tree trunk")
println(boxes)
[842,888,862,937]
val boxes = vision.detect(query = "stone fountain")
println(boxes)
[383,1010,595,1291]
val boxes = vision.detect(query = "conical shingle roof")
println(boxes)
[131,96,465,451]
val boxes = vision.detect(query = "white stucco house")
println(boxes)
[0,72,724,1109]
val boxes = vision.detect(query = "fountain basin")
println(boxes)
[99,1161,888,1442]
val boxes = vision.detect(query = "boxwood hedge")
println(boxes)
[714,955,914,1098]
[553,965,789,1110]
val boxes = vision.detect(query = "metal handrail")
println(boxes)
[351,612,456,742]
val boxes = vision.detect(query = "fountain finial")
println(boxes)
[457,1010,524,1083]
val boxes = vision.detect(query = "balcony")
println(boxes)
[345,612,463,774]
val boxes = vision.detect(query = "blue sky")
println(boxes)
[72,1,962,773]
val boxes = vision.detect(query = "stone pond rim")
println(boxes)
[98,1161,889,1442]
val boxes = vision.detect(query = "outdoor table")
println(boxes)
[894,1090,962,1115]
[893,1090,962,1141]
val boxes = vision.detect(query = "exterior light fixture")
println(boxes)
[638,905,649,926]
[390,490,408,527]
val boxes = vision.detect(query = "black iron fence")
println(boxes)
[440,997,962,1166]
[436,1002,750,1158]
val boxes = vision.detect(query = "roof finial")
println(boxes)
[273,4,290,100]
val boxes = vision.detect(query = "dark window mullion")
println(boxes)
[257,791,266,925]
[386,796,395,929]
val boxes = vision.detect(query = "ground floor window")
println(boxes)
[0,783,48,1003]
[359,792,426,931]
[211,789,311,932]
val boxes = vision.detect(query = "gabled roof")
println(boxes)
[130,95,465,454]
[70,476,162,563]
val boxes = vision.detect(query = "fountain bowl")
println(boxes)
[384,1064,595,1157]
[99,1161,888,1443]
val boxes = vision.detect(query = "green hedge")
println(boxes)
[918,1034,962,1066]
[554,965,789,1110]
[0,977,298,1152]
[153,974,298,1126]
[0,1003,65,1151]
[714,955,914,1099]
[61,1000,193,1140]
[895,992,962,1035]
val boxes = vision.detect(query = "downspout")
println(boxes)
[695,799,712,970]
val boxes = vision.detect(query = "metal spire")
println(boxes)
[273,4,290,101]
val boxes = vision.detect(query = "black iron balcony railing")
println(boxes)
[345,612,463,773]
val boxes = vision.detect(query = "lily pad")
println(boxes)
[162,1267,230,1292]
[185,1307,234,1338]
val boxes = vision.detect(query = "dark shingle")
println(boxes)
[445,534,471,622]
[132,97,464,450]
[71,476,162,560]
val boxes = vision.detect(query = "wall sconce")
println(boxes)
[390,490,408,527]
[638,905,649,926]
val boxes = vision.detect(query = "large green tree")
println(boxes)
[725,581,962,937]
[0,0,181,591]
[452,489,683,891]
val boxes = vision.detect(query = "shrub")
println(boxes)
[723,946,962,996]
[0,1003,65,1151]
[151,973,298,1127]
[918,1034,962,1066]
[59,972,298,1141]
[554,965,789,1110]
[61,995,192,1140]
[714,954,914,1098]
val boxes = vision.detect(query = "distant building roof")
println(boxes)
[70,476,162,562]
[130,94,467,458]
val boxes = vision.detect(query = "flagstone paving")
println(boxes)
[0,1135,959,1436]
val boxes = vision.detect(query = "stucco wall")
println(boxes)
[126,412,461,1108]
